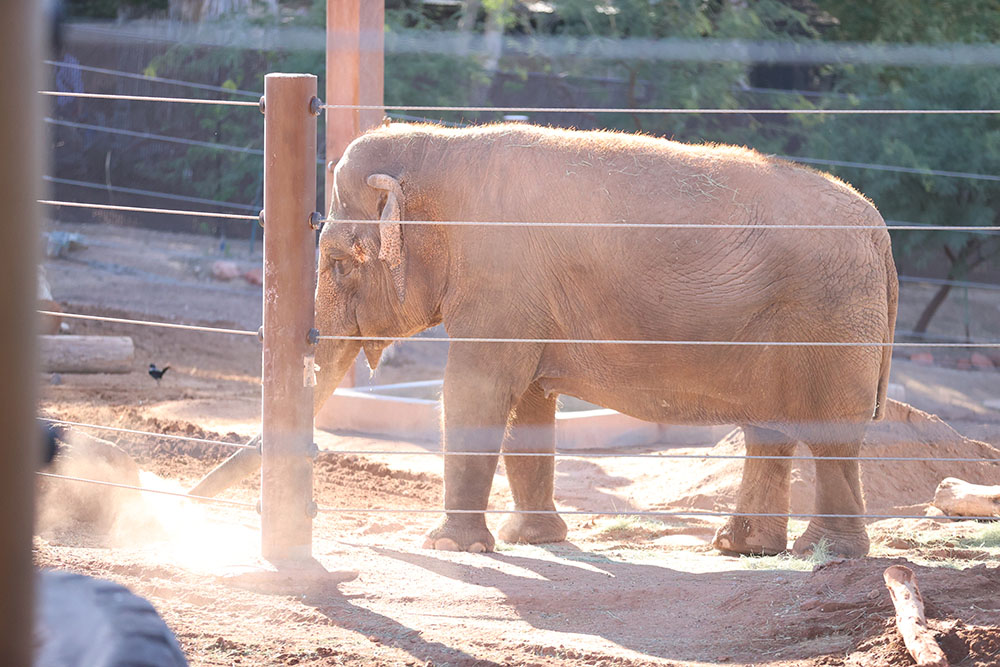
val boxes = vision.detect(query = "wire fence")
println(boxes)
[36,85,1000,534]
[36,471,1000,522]
[312,507,1000,521]
[39,310,259,336]
[318,334,1000,348]
[319,217,999,233]
[321,103,1000,115]
[39,90,260,107]
[37,472,256,509]
[44,176,261,212]
[38,417,257,450]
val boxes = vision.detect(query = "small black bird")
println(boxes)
[148,364,170,382]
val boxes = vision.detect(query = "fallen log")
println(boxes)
[883,565,948,667]
[188,434,261,498]
[38,335,134,374]
[932,477,1000,519]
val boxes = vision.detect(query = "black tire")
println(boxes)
[35,570,187,667]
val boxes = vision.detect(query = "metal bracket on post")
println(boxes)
[260,73,318,564]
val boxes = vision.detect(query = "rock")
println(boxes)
[243,267,263,286]
[44,231,86,258]
[909,352,934,366]
[211,260,240,281]
[970,353,995,371]
[50,373,62,386]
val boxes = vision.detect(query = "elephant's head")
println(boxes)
[313,135,447,413]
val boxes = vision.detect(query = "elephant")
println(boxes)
[311,121,899,559]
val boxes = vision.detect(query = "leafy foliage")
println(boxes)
[65,0,999,315]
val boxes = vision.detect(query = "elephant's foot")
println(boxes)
[498,511,567,545]
[423,515,495,553]
[712,516,788,556]
[792,520,869,558]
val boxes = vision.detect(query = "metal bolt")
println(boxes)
[309,96,323,116]
[258,96,265,114]
[257,326,264,343]
[308,211,323,230]
[306,501,318,518]
[306,328,319,345]
[258,209,265,228]
[327,160,336,172]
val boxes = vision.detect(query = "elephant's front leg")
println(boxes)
[497,383,567,545]
[423,347,530,552]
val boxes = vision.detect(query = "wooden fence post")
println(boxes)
[261,73,318,563]
[326,0,384,389]
[0,1,41,662]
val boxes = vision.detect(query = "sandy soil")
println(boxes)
[35,222,1000,666]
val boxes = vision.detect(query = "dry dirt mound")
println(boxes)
[667,400,1000,514]
[793,558,1000,666]
[313,453,441,511]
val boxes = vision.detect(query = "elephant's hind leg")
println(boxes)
[712,425,793,556]
[497,383,568,545]
[792,426,869,558]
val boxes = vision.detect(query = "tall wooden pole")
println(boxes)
[0,1,41,662]
[327,0,384,389]
[261,73,317,563]
[326,0,384,206]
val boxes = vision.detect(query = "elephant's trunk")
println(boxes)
[187,338,362,498]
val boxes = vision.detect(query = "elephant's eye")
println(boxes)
[332,258,354,277]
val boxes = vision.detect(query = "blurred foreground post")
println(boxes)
[326,0,384,388]
[261,73,317,562]
[0,0,41,662]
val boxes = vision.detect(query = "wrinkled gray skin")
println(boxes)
[314,122,898,558]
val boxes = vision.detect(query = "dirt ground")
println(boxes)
[35,221,1000,666]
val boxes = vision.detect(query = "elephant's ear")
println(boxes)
[366,173,406,303]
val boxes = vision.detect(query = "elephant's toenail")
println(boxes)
[468,542,486,553]
[435,538,461,551]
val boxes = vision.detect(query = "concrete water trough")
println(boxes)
[315,379,733,449]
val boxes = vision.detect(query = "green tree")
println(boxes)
[803,0,1000,336]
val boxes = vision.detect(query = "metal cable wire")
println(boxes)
[45,117,265,157]
[39,200,258,221]
[379,106,997,181]
[319,218,999,233]
[46,118,326,167]
[315,507,1000,520]
[39,90,260,106]
[37,472,256,508]
[44,59,261,98]
[318,449,1000,464]
[44,176,260,212]
[38,311,259,337]
[776,155,1000,182]
[38,417,258,450]
[322,103,1000,115]
[898,275,1000,292]
[319,334,1000,347]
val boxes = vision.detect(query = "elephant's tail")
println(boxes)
[873,241,899,421]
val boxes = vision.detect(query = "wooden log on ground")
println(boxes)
[932,477,1000,518]
[38,335,134,374]
[883,565,949,667]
